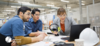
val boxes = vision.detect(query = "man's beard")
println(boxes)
[22,15,28,22]
[23,18,28,22]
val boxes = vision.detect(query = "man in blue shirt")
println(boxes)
[0,6,46,46]
[25,9,43,36]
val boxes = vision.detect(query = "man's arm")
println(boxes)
[15,32,47,45]
[29,32,38,37]
[12,19,47,45]
[14,36,39,45]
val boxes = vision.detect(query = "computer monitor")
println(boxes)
[61,24,90,41]
[69,24,90,41]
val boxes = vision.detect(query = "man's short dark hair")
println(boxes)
[17,6,31,15]
[31,9,40,15]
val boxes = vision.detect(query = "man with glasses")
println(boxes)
[25,9,43,37]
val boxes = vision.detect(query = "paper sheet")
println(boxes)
[43,35,67,42]
[30,41,53,46]
[29,36,67,46]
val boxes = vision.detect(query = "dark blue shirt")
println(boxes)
[0,15,25,38]
[25,18,42,36]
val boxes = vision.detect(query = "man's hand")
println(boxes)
[29,31,47,37]
[34,31,47,36]
[11,40,17,46]
[34,32,40,36]
[37,33,47,41]
[37,30,41,32]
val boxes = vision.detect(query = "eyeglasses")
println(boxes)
[34,14,40,16]
[25,13,31,16]
[58,15,66,17]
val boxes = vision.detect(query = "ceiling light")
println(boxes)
[67,7,71,9]
[11,6,20,8]
[6,17,9,19]
[18,1,40,6]
[49,9,56,11]
[61,0,69,3]
[38,8,45,10]
[52,6,60,9]
[18,1,30,4]
[82,3,85,5]
[5,10,15,12]
[47,4,54,7]
[41,12,46,14]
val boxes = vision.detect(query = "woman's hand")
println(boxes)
[52,31,58,35]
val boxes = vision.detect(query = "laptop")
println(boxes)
[61,24,90,41]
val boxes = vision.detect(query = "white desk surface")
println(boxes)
[22,35,100,46]
[21,30,100,46]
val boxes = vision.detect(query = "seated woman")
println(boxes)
[52,8,77,36]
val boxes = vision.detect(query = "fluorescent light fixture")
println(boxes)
[47,4,54,7]
[49,9,55,11]
[11,6,20,8]
[41,12,46,14]
[18,1,40,6]
[5,10,15,12]
[18,1,30,4]
[42,12,46,13]
[67,7,71,9]
[33,4,41,6]
[45,9,56,13]
[82,3,85,5]
[38,8,45,10]
[6,17,9,19]
[61,0,69,3]
[52,6,60,9]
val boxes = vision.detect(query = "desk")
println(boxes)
[24,35,100,46]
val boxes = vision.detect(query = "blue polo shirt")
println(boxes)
[25,18,42,36]
[0,15,24,38]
